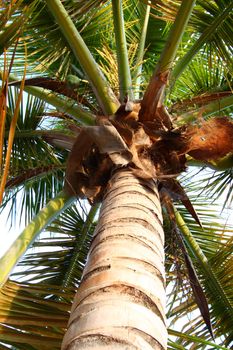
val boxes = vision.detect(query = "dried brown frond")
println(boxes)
[170,92,233,113]
[186,117,233,161]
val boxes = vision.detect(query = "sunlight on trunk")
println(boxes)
[62,169,167,350]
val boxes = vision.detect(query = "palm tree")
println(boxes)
[0,0,233,349]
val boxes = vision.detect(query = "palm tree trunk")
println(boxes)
[62,169,167,350]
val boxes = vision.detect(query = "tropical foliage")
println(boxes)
[0,0,233,349]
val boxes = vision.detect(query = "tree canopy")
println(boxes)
[0,0,233,349]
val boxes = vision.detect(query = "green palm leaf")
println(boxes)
[0,203,97,349]
[0,280,72,349]
[0,87,67,223]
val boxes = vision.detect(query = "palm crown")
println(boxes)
[0,0,233,349]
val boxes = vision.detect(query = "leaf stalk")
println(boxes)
[45,0,119,115]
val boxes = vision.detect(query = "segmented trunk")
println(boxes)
[62,169,167,350]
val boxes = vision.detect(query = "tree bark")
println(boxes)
[62,169,167,350]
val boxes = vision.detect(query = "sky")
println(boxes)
[0,207,23,258]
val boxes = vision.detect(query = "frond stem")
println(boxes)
[45,0,119,115]
[169,329,229,350]
[177,94,233,125]
[155,0,196,74]
[172,2,233,81]
[140,0,196,120]
[0,71,95,125]
[112,0,134,102]
[0,191,75,287]
[174,207,233,324]
[132,2,151,98]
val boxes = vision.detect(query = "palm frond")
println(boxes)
[164,177,233,346]
[168,329,230,350]
[172,1,233,80]
[174,208,233,345]
[151,0,233,66]
[13,203,97,286]
[0,0,36,55]
[0,191,74,287]
[0,87,67,224]
[14,1,112,78]
[0,280,72,350]
[0,201,97,349]
[186,167,233,210]
[45,0,119,114]
[169,50,232,108]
